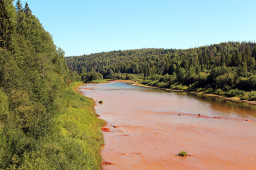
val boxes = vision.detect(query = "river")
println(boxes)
[79,81,256,170]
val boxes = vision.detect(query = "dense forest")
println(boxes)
[66,42,256,101]
[0,0,103,169]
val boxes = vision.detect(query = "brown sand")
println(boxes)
[80,81,256,170]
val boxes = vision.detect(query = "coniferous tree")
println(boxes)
[24,2,31,15]
[66,41,256,98]
[0,0,16,49]
[15,0,22,13]
[0,1,87,169]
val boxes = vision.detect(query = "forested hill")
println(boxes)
[65,42,256,101]
[0,0,103,169]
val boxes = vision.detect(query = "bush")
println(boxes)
[125,74,134,80]
[241,92,250,100]
[215,89,224,95]
[98,100,103,104]
[178,151,187,157]
[156,82,168,88]
[147,80,159,86]
[249,76,256,90]
[236,77,250,90]
[170,84,188,90]
[216,73,234,88]
[141,80,151,85]
[248,91,256,101]
[225,89,243,97]
[159,74,171,83]
[81,72,103,82]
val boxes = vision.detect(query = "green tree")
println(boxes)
[24,2,31,15]
[15,0,22,13]
[177,67,186,83]
[0,0,16,50]
[0,89,8,119]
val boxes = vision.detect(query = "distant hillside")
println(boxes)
[65,42,256,101]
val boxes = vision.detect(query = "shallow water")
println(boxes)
[83,81,256,120]
[80,81,256,170]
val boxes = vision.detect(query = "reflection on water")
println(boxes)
[82,81,256,121]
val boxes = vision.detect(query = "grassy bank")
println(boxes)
[0,82,105,169]
[86,76,256,105]
[56,82,105,169]
[89,79,112,83]
[134,79,256,105]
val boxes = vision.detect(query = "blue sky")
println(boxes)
[20,0,256,56]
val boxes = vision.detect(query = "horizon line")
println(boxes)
[65,40,256,57]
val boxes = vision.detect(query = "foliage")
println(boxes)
[0,1,105,169]
[81,71,103,82]
[0,89,8,119]
[54,82,105,169]
[90,79,112,83]
[66,42,256,101]
[178,151,187,157]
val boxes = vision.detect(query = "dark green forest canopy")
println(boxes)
[65,42,256,100]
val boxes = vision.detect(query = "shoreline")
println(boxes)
[76,82,107,169]
[81,80,256,122]
[131,81,256,105]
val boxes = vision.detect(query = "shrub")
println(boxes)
[241,92,250,100]
[178,151,187,157]
[98,100,103,104]
[81,72,103,82]
[141,80,151,85]
[80,97,86,101]
[249,76,256,90]
[156,82,168,88]
[248,91,256,101]
[147,80,159,86]
[215,89,224,95]
[241,91,256,101]
[171,84,188,90]
[225,89,242,97]
[216,72,234,88]
[236,77,250,90]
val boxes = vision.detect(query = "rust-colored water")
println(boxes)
[79,81,256,170]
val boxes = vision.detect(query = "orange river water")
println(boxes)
[79,81,256,170]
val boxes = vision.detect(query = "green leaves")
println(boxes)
[0,0,16,50]
[67,42,256,100]
[0,89,8,119]
[0,1,74,169]
[81,72,103,82]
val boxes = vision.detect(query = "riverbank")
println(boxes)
[131,81,256,105]
[56,82,105,169]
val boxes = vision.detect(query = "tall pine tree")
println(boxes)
[0,0,16,50]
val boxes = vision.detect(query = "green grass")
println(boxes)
[178,151,187,157]
[90,79,112,83]
[0,82,106,169]
[55,82,105,169]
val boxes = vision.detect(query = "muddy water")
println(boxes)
[79,81,256,170]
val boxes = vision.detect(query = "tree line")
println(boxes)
[66,42,256,101]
